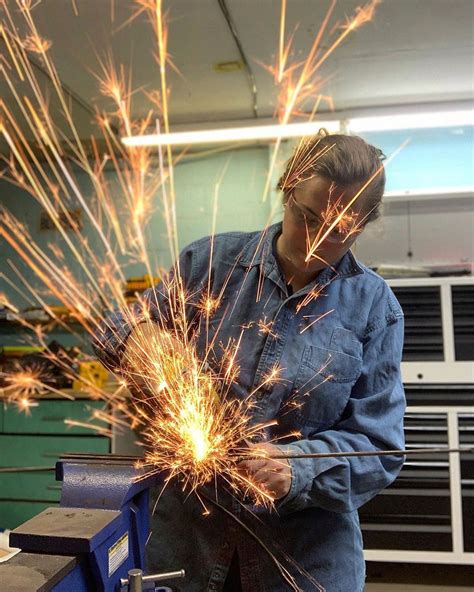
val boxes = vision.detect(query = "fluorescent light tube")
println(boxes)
[348,110,473,132]
[121,108,473,147]
[122,120,341,147]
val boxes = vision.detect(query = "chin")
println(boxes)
[291,253,321,273]
[304,262,325,274]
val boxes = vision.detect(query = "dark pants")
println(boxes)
[222,551,242,592]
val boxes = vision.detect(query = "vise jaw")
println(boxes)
[2,455,183,591]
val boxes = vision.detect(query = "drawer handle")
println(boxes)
[47,485,62,491]
[42,452,65,458]
[41,416,67,422]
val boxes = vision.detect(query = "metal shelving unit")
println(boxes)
[363,276,474,565]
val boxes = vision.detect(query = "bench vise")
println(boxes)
[1,454,185,592]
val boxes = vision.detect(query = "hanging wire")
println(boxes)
[216,0,259,118]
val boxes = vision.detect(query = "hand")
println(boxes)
[238,442,292,500]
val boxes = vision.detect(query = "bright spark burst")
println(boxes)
[21,33,51,53]
[0,363,47,401]
[116,317,276,503]
[197,294,221,317]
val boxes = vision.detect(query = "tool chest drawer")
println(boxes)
[0,435,110,504]
[0,434,110,467]
[0,399,111,529]
[2,399,107,434]
[1,471,61,502]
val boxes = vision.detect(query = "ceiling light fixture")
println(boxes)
[121,107,473,147]
[348,109,473,132]
[121,120,341,147]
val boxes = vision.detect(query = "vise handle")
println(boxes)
[121,568,185,591]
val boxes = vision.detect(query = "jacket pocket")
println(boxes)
[289,337,362,430]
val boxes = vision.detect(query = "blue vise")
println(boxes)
[3,455,185,591]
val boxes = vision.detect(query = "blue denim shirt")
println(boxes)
[93,222,405,592]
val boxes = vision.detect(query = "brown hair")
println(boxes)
[277,130,386,224]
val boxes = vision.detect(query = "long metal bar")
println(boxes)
[3,446,471,473]
[120,569,185,587]
[141,569,185,583]
[61,446,474,465]
[265,447,473,461]
[0,466,55,473]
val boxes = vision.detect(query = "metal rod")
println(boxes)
[61,446,474,466]
[0,466,55,473]
[141,569,185,583]
[120,569,185,588]
[265,446,474,461]
[4,447,473,474]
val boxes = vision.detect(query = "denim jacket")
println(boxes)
[93,222,405,592]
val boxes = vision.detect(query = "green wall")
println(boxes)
[0,146,274,323]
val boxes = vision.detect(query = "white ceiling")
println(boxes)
[0,0,472,148]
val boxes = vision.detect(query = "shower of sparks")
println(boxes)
[258,0,380,201]
[0,1,388,588]
[0,0,385,488]
[115,312,287,503]
[138,369,276,504]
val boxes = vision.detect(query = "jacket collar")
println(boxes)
[239,222,364,281]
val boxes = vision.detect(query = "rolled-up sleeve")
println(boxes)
[278,311,406,514]
[92,247,195,372]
